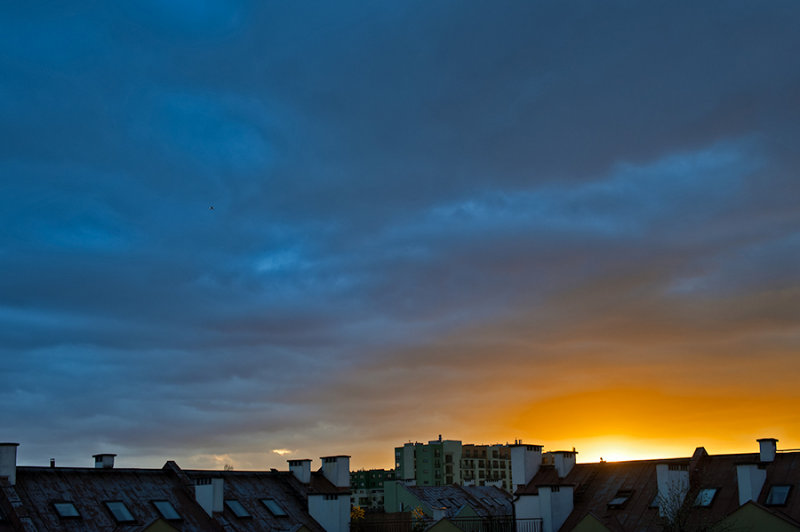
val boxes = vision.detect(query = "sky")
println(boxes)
[2,1,799,472]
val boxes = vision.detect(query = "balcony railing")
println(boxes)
[352,516,543,532]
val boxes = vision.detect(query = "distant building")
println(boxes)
[395,436,513,491]
[351,468,396,510]
[0,443,351,532]
[511,437,800,532]
[383,482,512,518]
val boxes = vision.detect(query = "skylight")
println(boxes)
[766,485,791,506]
[261,498,288,516]
[104,501,135,523]
[152,500,181,520]
[225,499,251,518]
[693,488,718,507]
[608,491,632,509]
[53,502,80,519]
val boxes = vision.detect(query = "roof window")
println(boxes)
[152,500,181,520]
[261,498,288,516]
[765,485,792,506]
[693,488,718,507]
[225,499,251,518]
[104,501,135,523]
[53,502,80,519]
[608,490,632,509]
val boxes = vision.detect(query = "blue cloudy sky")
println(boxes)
[2,1,799,469]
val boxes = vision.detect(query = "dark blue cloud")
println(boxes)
[1,1,799,468]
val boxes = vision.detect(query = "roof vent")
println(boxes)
[93,453,116,469]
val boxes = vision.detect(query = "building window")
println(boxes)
[649,493,660,508]
[766,485,792,506]
[608,491,632,509]
[324,494,338,501]
[693,488,718,507]
[261,499,288,516]
[225,500,251,518]
[152,500,181,520]
[53,502,81,519]
[104,501,135,523]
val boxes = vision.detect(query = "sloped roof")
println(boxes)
[516,449,800,532]
[405,484,512,518]
[0,462,335,532]
[182,469,327,532]
[3,465,220,531]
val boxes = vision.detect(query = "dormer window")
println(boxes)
[765,485,792,506]
[693,488,718,507]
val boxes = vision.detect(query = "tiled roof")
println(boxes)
[0,462,336,531]
[405,484,512,518]
[516,448,800,531]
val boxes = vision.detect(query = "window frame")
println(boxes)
[151,500,182,521]
[225,499,252,518]
[261,498,288,517]
[765,485,792,506]
[52,501,81,520]
[693,488,719,507]
[103,500,136,524]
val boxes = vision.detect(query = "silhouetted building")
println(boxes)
[0,443,351,532]
[512,437,800,532]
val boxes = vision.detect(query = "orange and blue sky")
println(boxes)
[2,1,799,471]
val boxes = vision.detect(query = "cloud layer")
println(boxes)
[1,1,799,469]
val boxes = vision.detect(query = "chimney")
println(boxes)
[0,443,19,486]
[50,458,55,468]
[195,478,224,516]
[288,459,312,483]
[510,443,543,488]
[736,463,767,505]
[656,463,689,519]
[93,453,116,469]
[758,438,778,462]
[552,451,577,478]
[321,455,350,488]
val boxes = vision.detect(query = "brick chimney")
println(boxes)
[0,443,19,485]
[288,459,312,483]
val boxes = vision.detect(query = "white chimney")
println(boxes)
[0,443,19,486]
[552,451,577,478]
[656,463,689,519]
[321,456,350,488]
[195,478,224,516]
[288,459,312,483]
[736,463,767,505]
[93,453,116,469]
[758,438,778,462]
[510,444,543,488]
